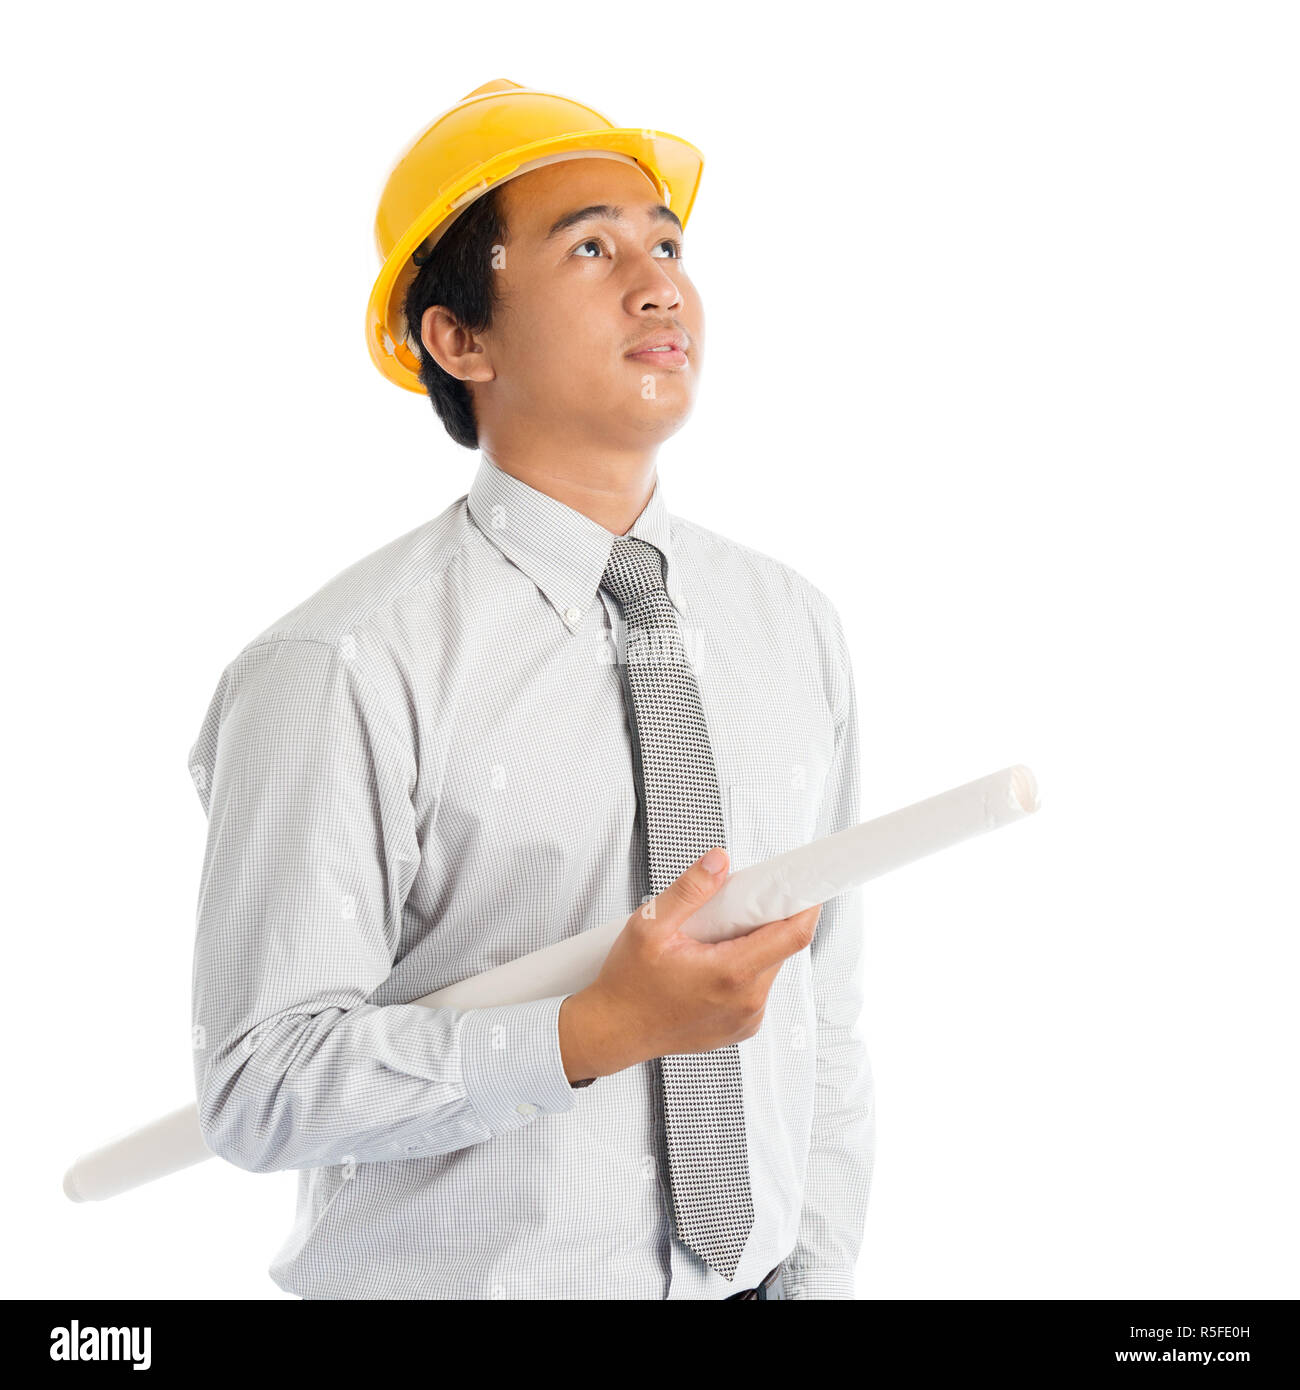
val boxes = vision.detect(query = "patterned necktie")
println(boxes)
[600,532,755,1282]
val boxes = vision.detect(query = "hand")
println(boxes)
[558,848,822,1082]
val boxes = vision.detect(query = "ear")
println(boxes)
[419,305,495,384]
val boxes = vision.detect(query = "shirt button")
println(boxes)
[516,1102,538,1118]
[564,606,581,625]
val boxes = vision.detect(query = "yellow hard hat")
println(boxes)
[365,78,705,395]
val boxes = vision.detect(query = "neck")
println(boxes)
[479,441,658,536]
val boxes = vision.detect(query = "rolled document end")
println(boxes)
[63,1104,211,1203]
[1009,763,1039,814]
[689,761,1040,942]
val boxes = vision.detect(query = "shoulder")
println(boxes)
[216,493,488,706]
[189,498,475,788]
[672,512,852,721]
[672,511,845,629]
[241,496,473,653]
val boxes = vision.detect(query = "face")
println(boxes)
[423,156,704,454]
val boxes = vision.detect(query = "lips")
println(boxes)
[626,333,689,367]
[629,346,687,364]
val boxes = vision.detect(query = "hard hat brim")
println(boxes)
[365,127,704,396]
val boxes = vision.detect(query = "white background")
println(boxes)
[4,1,1296,1300]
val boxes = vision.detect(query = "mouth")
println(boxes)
[625,344,689,368]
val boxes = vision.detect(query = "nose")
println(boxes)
[627,253,684,313]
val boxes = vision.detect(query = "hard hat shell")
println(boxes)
[366,79,705,395]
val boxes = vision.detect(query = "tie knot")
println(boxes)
[601,534,666,610]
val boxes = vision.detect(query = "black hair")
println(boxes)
[401,184,509,449]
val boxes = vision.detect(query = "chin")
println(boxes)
[625,403,693,442]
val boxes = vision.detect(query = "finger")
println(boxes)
[715,908,820,975]
[635,848,730,936]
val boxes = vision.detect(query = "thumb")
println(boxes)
[637,847,730,936]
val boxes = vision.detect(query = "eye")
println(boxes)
[571,235,684,260]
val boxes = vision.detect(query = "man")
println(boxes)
[189,79,874,1300]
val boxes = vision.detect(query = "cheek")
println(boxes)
[505,325,589,400]
[530,303,604,373]
[535,325,625,398]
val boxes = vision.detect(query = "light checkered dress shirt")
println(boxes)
[189,454,875,1300]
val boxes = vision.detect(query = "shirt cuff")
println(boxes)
[781,1266,858,1300]
[457,994,585,1133]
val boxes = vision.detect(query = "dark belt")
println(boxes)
[724,1263,782,1301]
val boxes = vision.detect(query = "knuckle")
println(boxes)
[731,983,765,1018]
[717,961,749,994]
[678,873,709,902]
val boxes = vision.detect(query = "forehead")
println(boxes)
[499,158,670,239]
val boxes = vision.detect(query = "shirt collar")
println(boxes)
[466,455,688,630]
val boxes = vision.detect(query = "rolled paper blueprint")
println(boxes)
[425,762,1039,1006]
[62,1103,217,1204]
[63,762,1038,1201]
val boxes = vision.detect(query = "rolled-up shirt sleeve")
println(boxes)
[188,635,581,1175]
[783,598,876,1300]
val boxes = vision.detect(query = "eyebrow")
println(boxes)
[544,203,683,240]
